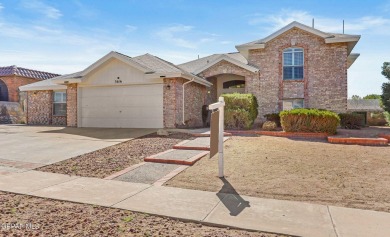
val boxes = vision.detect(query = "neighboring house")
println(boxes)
[20,21,361,128]
[347,99,385,125]
[0,66,59,102]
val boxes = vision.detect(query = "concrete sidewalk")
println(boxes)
[0,170,389,237]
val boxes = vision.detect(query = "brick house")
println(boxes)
[20,52,211,128]
[20,21,360,128]
[181,21,360,117]
[0,66,59,102]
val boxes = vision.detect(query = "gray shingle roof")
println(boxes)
[347,99,384,112]
[132,53,182,74]
[0,66,60,80]
[131,53,211,86]
[178,52,251,74]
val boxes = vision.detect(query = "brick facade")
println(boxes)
[26,90,66,126]
[199,60,261,117]
[66,84,77,127]
[163,77,207,128]
[0,76,39,102]
[248,28,348,116]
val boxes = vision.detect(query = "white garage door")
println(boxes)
[80,84,163,128]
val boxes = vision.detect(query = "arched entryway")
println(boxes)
[206,74,245,103]
[0,79,9,101]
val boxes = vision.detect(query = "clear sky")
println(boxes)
[0,0,389,97]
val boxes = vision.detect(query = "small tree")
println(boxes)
[363,94,381,100]
[351,95,362,100]
[381,62,390,112]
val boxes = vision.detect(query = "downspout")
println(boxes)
[182,77,195,125]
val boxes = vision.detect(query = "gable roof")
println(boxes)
[178,52,259,75]
[347,99,383,112]
[0,65,59,80]
[236,21,361,59]
[80,51,154,76]
[20,51,212,91]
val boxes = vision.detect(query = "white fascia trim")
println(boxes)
[235,44,265,59]
[235,44,265,50]
[145,72,212,87]
[181,73,212,87]
[193,55,259,75]
[19,85,67,92]
[262,21,329,43]
[347,53,360,69]
[144,72,182,79]
[325,36,360,43]
[52,78,82,84]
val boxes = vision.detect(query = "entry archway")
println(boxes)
[0,79,9,101]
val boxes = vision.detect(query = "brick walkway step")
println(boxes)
[378,134,390,143]
[328,136,389,146]
[173,137,230,151]
[145,149,209,165]
[192,132,232,137]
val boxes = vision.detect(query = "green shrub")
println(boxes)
[339,113,365,129]
[280,108,340,134]
[262,121,277,131]
[264,113,281,127]
[221,93,258,129]
[384,112,390,126]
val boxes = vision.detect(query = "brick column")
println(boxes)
[66,84,77,127]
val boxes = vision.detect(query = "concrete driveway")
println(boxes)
[0,125,155,171]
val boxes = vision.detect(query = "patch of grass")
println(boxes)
[122,215,134,223]
[11,207,17,214]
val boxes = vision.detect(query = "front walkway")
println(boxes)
[0,170,389,237]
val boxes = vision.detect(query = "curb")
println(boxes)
[258,131,329,139]
[328,137,389,146]
[378,134,390,143]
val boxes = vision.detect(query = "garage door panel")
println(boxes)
[82,106,162,119]
[81,95,163,108]
[81,118,162,128]
[81,85,163,97]
[80,84,163,128]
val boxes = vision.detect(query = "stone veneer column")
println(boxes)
[66,83,77,127]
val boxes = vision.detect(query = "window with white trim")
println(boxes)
[53,91,67,116]
[282,99,304,110]
[283,48,304,80]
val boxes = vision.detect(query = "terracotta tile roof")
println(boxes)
[0,65,60,80]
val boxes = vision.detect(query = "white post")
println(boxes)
[208,96,225,178]
[218,96,224,178]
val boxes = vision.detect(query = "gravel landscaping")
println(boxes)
[165,135,390,212]
[37,132,193,178]
[0,191,287,237]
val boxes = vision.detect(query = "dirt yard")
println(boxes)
[37,132,193,178]
[0,192,286,237]
[165,135,390,212]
